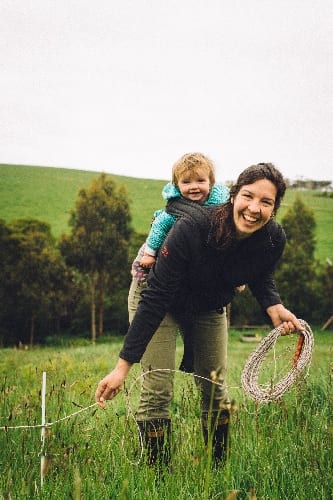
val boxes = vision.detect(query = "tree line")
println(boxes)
[0,174,134,346]
[0,174,331,346]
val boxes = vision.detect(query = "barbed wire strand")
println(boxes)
[0,402,99,431]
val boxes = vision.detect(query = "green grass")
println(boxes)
[0,329,332,498]
[1,164,332,261]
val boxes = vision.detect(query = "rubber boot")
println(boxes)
[201,409,230,465]
[137,418,171,467]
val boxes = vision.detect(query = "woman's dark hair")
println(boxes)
[209,162,287,250]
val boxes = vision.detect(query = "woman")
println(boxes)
[95,162,301,466]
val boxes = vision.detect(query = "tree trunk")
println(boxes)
[29,313,35,347]
[90,276,97,344]
[97,272,105,336]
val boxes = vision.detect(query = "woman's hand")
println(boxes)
[266,304,303,334]
[95,358,132,408]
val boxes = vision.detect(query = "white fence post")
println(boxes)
[40,371,47,488]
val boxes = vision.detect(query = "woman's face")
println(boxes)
[232,178,277,238]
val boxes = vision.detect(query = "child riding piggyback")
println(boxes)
[132,152,230,282]
[130,152,244,373]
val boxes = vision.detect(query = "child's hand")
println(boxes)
[236,285,246,292]
[140,254,156,268]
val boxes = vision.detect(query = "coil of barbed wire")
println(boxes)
[241,319,314,403]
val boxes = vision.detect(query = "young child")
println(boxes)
[130,152,243,372]
[133,152,229,276]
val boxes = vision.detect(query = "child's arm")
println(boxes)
[140,211,176,267]
[205,184,230,205]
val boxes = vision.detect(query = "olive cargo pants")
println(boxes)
[128,278,229,420]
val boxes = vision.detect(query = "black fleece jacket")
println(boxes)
[120,202,286,363]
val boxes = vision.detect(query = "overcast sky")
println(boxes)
[1,0,332,182]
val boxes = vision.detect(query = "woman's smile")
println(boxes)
[242,213,260,223]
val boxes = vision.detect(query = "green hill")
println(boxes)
[0,163,332,262]
[0,164,166,237]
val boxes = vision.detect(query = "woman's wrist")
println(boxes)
[116,357,133,376]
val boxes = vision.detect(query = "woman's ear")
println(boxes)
[230,196,234,204]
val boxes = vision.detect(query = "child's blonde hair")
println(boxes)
[172,152,216,187]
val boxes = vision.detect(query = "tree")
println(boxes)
[59,174,132,342]
[0,220,20,344]
[316,260,333,326]
[5,218,71,346]
[274,196,318,320]
[279,195,316,256]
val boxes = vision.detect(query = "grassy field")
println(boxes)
[0,163,332,262]
[0,329,331,499]
[1,164,332,497]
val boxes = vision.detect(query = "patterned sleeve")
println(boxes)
[205,184,230,205]
[145,210,177,255]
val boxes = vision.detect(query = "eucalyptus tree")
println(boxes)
[274,196,318,320]
[0,219,18,344]
[59,174,132,342]
[4,218,70,346]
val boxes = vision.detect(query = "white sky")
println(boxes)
[1,0,332,182]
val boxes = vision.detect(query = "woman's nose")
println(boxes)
[248,199,260,212]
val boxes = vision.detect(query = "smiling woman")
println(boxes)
[95,161,301,469]
[209,162,286,253]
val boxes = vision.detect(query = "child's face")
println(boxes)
[177,168,211,204]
